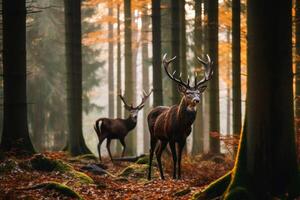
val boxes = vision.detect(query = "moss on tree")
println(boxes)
[18,181,83,199]
[173,187,191,197]
[118,164,148,179]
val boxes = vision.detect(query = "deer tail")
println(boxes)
[94,118,103,137]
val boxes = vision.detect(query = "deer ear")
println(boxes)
[197,85,207,93]
[177,84,186,94]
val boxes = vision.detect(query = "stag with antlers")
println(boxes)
[94,90,152,162]
[147,54,213,180]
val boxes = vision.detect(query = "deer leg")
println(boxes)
[98,135,106,162]
[177,141,186,179]
[106,138,113,162]
[147,138,158,180]
[120,138,126,157]
[169,141,177,179]
[156,140,167,180]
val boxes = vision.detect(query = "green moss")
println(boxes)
[173,187,191,197]
[70,171,94,184]
[118,164,148,179]
[30,154,94,184]
[136,156,148,164]
[119,166,135,177]
[19,181,83,199]
[224,187,249,200]
[192,171,232,200]
[31,154,72,172]
[0,159,18,174]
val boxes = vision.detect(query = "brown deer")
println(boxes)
[94,90,152,162]
[147,54,213,180]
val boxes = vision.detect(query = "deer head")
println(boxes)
[163,53,213,111]
[119,89,153,120]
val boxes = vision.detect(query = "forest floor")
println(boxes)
[0,151,234,200]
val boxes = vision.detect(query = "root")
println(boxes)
[192,171,232,200]
[17,181,83,199]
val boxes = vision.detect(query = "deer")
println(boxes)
[94,90,152,162]
[147,54,213,180]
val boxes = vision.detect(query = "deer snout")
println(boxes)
[192,97,200,104]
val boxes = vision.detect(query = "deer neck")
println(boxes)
[177,97,197,126]
[125,115,137,131]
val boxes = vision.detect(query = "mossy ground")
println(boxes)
[0,151,233,199]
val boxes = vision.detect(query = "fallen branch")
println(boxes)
[113,154,146,162]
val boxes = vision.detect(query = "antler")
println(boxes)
[118,91,132,110]
[136,89,153,110]
[195,54,213,88]
[163,54,191,89]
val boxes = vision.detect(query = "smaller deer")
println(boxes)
[147,54,213,180]
[94,90,152,162]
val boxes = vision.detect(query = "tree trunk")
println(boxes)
[202,0,210,153]
[0,0,34,152]
[226,29,231,136]
[108,7,114,119]
[152,0,163,107]
[116,4,122,154]
[124,0,135,155]
[208,0,220,154]
[192,0,204,155]
[179,0,187,80]
[196,1,300,199]
[171,0,180,105]
[232,0,241,151]
[64,0,91,156]
[142,8,150,153]
[295,0,300,162]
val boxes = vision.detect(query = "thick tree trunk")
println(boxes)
[295,0,300,161]
[195,1,300,199]
[152,0,163,107]
[171,0,180,105]
[232,0,241,150]
[142,8,150,153]
[208,0,220,154]
[108,7,114,119]
[192,0,204,155]
[64,0,91,156]
[0,0,34,152]
[124,0,135,156]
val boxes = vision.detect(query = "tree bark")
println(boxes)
[108,7,114,119]
[208,0,220,154]
[196,1,300,199]
[152,0,163,107]
[142,7,150,153]
[64,0,91,156]
[171,0,181,105]
[124,0,135,155]
[232,0,241,149]
[0,0,35,152]
[192,0,204,155]
[116,3,122,154]
[295,0,300,161]
[179,0,187,80]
